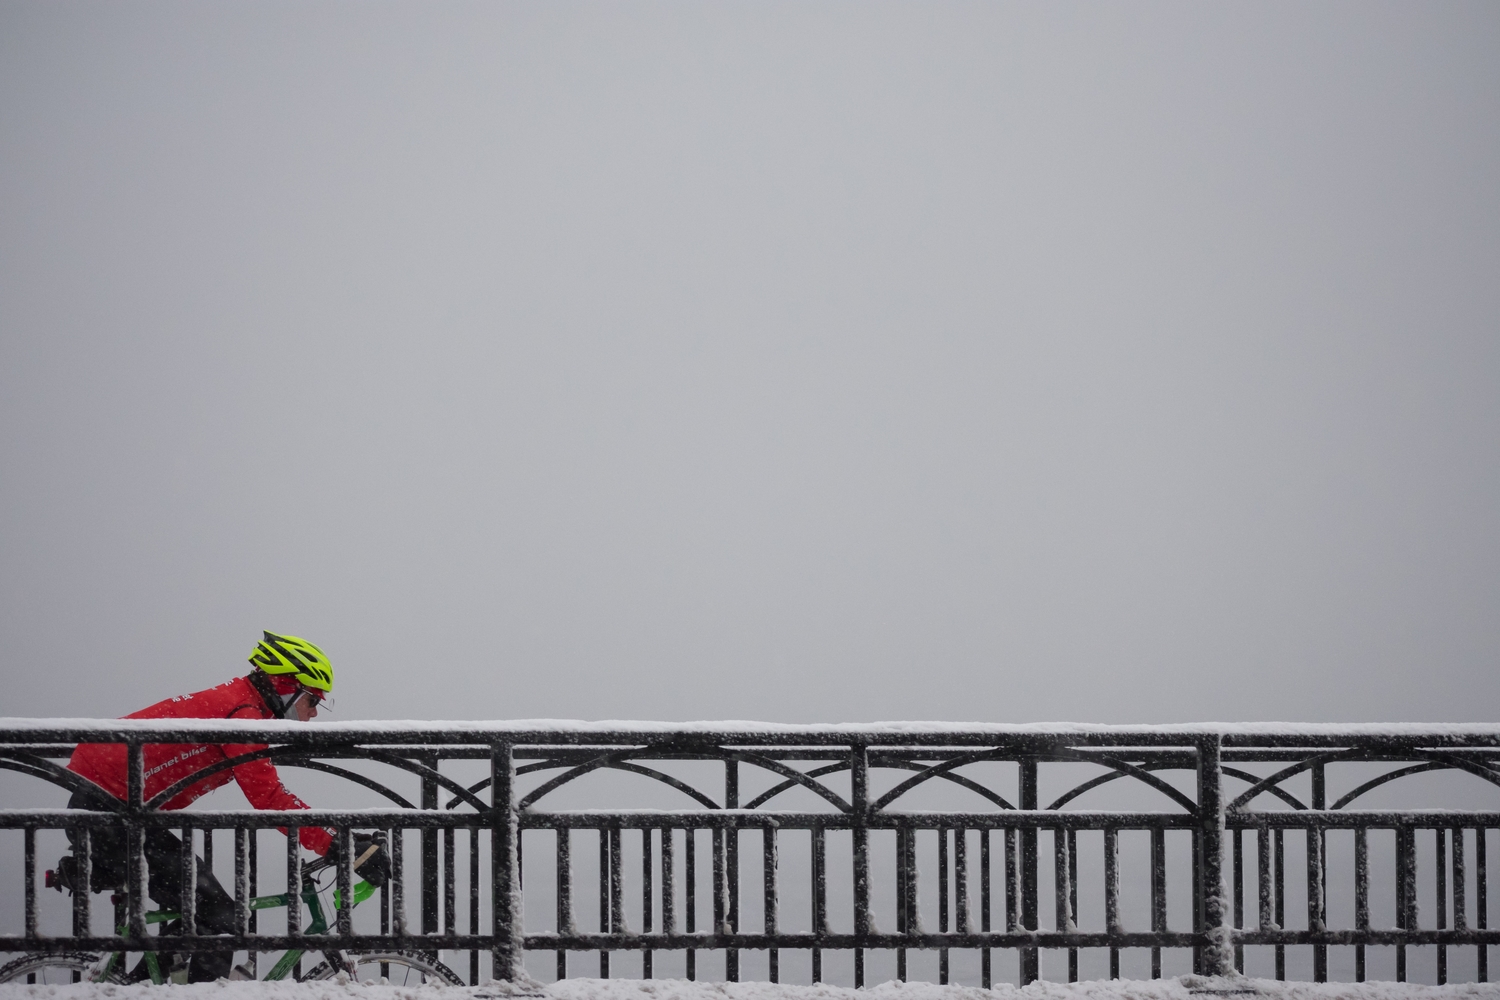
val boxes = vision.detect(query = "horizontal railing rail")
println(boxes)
[1,720,1497,987]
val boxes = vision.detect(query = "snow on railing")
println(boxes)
[1,721,1497,988]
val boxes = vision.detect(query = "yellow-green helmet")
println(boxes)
[249,631,333,693]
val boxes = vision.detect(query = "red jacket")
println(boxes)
[67,675,333,855]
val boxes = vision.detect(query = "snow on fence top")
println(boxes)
[3,718,1500,746]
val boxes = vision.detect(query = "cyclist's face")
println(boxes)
[292,688,321,722]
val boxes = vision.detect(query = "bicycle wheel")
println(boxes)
[300,951,465,986]
[0,952,126,985]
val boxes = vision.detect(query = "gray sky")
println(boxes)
[2,1,1498,726]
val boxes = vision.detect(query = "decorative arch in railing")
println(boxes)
[1047,761,1308,811]
[868,748,1196,814]
[1226,748,1500,813]
[0,749,101,799]
[0,742,483,813]
[141,744,490,812]
[511,746,854,812]
[744,759,1017,811]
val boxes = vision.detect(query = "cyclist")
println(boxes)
[64,632,386,982]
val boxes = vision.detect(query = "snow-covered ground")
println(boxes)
[2,976,1497,1000]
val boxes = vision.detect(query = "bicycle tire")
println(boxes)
[299,950,465,986]
[0,951,126,985]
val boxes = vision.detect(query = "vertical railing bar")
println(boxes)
[1052,827,1069,979]
[336,827,355,939]
[764,824,779,983]
[248,826,259,977]
[24,827,37,940]
[662,827,677,939]
[713,824,725,939]
[1192,827,1203,976]
[1437,827,1449,986]
[1478,827,1489,984]
[610,826,625,937]
[1307,823,1325,982]
[1151,825,1165,980]
[556,828,572,980]
[1406,826,1420,959]
[895,827,907,983]
[1397,824,1416,983]
[180,825,197,937]
[202,827,213,893]
[599,829,611,979]
[1257,822,1272,936]
[1274,827,1285,981]
[939,825,950,985]
[957,826,972,937]
[378,839,390,983]
[392,826,407,935]
[72,827,91,940]
[1454,826,1468,933]
[382,839,391,983]
[1355,825,1369,983]
[1052,828,1069,986]
[444,827,457,935]
[1005,827,1018,934]
[1105,825,1120,980]
[905,820,920,936]
[442,825,455,974]
[610,826,625,941]
[687,828,697,981]
[642,827,654,979]
[234,827,249,937]
[1396,825,1407,983]
[981,827,993,989]
[1232,828,1244,974]
[469,827,480,985]
[286,825,302,939]
[1068,827,1079,982]
[811,824,825,984]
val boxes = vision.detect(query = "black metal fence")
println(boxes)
[2,721,1498,986]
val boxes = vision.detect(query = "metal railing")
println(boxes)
[2,721,1498,985]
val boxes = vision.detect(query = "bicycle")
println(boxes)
[0,851,464,987]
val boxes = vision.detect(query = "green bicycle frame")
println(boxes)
[100,877,376,984]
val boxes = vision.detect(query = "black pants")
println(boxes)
[67,789,237,982]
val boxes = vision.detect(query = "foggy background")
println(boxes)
[3,1,1499,726]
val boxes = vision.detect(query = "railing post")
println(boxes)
[1197,734,1234,976]
[422,752,440,937]
[1310,762,1328,982]
[126,740,148,940]
[1019,756,1038,984]
[724,757,739,981]
[851,741,870,989]
[491,741,522,981]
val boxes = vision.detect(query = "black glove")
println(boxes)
[352,833,390,887]
[326,832,390,888]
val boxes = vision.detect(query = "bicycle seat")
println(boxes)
[44,855,124,894]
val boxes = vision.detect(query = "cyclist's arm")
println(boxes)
[222,729,334,855]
